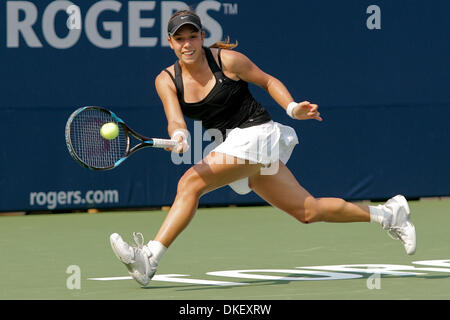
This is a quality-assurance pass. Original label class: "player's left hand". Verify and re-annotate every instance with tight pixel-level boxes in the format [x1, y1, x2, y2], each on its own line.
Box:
[292, 101, 323, 121]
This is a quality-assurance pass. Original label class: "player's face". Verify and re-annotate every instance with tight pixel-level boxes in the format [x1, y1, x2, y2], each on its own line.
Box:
[168, 25, 204, 64]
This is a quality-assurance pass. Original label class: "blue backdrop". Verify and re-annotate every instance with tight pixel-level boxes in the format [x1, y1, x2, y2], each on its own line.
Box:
[1, 0, 449, 211]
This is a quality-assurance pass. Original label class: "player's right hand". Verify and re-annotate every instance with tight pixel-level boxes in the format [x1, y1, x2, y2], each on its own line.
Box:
[165, 129, 190, 153]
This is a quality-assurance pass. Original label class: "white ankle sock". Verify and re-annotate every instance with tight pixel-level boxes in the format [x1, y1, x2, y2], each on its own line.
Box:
[369, 205, 387, 225]
[146, 240, 167, 263]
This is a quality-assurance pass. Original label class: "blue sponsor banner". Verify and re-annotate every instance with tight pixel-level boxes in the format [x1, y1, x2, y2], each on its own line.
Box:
[0, 0, 449, 211]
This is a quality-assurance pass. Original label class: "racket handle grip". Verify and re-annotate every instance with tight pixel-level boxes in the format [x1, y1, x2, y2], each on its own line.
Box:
[151, 138, 178, 148]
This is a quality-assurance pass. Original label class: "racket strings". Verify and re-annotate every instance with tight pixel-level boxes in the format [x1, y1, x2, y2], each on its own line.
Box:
[69, 109, 127, 169]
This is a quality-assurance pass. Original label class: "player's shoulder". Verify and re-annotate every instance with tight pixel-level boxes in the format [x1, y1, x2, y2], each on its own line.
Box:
[213, 47, 246, 61]
[214, 48, 251, 73]
[155, 65, 177, 92]
[156, 65, 175, 83]
[157, 64, 175, 78]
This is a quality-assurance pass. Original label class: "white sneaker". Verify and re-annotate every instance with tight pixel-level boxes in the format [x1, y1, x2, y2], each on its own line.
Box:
[380, 195, 417, 255]
[110, 232, 157, 286]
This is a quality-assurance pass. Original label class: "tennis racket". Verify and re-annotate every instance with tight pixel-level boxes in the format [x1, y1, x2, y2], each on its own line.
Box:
[65, 106, 177, 170]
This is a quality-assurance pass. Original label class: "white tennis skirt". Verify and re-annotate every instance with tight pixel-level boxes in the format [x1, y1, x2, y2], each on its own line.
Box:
[211, 121, 299, 195]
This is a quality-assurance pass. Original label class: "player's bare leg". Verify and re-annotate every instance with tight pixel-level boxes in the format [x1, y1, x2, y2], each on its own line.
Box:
[154, 152, 264, 247]
[249, 161, 370, 223]
[110, 152, 264, 286]
[249, 161, 416, 254]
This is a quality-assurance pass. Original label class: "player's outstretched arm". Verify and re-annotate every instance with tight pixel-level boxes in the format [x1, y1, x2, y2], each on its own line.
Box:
[155, 70, 190, 153]
[220, 49, 322, 122]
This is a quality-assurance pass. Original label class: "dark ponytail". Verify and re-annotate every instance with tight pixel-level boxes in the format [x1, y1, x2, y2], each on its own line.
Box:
[209, 36, 238, 49]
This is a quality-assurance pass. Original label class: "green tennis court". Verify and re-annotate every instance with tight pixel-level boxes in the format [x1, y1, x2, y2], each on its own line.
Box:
[1, 198, 449, 300]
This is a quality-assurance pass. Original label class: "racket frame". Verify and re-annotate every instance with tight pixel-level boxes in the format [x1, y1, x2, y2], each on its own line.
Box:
[65, 106, 177, 170]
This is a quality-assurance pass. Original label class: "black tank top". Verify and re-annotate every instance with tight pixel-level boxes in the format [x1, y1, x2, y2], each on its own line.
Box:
[164, 47, 272, 138]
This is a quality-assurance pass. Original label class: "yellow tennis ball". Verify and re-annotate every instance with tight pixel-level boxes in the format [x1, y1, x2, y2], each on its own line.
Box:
[100, 122, 119, 140]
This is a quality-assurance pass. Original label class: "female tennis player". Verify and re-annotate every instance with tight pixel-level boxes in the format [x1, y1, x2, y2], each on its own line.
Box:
[110, 10, 416, 286]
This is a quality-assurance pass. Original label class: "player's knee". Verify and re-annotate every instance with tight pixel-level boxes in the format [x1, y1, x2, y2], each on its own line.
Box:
[291, 198, 320, 224]
[177, 169, 204, 197]
[295, 209, 316, 224]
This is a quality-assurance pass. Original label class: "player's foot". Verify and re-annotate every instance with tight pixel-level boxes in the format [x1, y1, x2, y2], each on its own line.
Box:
[110, 232, 158, 286]
[378, 195, 417, 255]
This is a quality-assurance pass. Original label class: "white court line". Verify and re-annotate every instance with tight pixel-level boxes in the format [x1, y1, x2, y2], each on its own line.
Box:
[88, 274, 246, 286]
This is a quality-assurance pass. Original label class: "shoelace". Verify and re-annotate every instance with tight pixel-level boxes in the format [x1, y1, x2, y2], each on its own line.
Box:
[386, 227, 405, 243]
[133, 232, 157, 270]
[133, 232, 145, 249]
